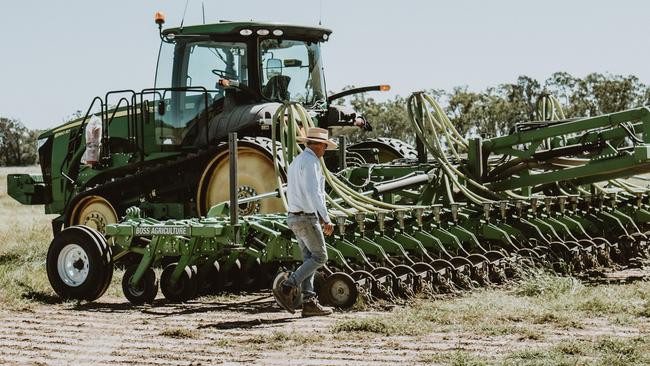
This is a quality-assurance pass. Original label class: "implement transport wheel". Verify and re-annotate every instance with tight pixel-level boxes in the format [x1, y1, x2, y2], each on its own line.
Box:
[160, 263, 198, 302]
[197, 141, 285, 215]
[122, 265, 158, 305]
[68, 196, 118, 234]
[323, 272, 358, 309]
[46, 226, 113, 301]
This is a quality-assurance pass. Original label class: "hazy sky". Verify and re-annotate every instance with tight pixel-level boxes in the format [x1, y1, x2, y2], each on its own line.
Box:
[1, 0, 649, 130]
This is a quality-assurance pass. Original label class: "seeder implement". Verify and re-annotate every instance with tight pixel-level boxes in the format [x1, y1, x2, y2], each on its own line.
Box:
[45, 93, 650, 309]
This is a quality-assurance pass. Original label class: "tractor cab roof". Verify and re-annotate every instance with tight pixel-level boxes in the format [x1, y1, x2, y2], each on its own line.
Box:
[162, 21, 332, 42]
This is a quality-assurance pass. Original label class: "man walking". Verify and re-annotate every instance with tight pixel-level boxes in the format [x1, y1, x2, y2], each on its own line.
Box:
[273, 127, 336, 317]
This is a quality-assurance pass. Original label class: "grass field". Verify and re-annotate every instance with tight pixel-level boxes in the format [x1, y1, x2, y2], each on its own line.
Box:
[0, 166, 649, 365]
[0, 166, 56, 308]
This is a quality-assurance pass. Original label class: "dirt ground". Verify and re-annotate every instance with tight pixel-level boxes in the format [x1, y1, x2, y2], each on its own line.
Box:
[0, 270, 648, 366]
[0, 294, 448, 366]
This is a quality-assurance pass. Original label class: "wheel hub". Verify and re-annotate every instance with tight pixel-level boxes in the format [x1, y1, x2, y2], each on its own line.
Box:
[83, 212, 108, 233]
[128, 283, 145, 297]
[330, 280, 350, 302]
[237, 185, 261, 216]
[57, 244, 90, 287]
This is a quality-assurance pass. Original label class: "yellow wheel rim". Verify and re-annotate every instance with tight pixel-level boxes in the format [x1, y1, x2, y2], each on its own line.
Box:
[198, 146, 285, 215]
[69, 196, 118, 234]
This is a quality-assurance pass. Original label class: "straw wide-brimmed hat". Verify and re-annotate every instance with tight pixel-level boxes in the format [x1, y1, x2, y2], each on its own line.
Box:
[297, 127, 338, 150]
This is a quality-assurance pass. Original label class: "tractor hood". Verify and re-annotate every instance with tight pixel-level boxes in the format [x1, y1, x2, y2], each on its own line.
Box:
[190, 102, 283, 146]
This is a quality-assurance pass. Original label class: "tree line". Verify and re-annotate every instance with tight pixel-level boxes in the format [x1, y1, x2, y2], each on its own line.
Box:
[347, 71, 650, 144]
[2, 71, 650, 166]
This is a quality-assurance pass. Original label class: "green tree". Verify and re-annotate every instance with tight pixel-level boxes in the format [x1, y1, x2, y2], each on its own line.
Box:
[544, 72, 647, 116]
[0, 117, 39, 166]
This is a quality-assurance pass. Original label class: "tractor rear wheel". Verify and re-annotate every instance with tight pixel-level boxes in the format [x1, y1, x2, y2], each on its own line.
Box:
[68, 195, 118, 234]
[46, 226, 113, 301]
[197, 140, 285, 216]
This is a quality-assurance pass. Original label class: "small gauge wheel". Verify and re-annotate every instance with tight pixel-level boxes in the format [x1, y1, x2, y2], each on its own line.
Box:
[160, 263, 198, 302]
[122, 265, 158, 305]
[323, 272, 357, 309]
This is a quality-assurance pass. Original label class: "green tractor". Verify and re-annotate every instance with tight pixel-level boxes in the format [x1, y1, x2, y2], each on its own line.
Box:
[7, 14, 412, 234]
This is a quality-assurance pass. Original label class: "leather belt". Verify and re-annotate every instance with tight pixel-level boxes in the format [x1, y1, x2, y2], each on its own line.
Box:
[289, 211, 316, 216]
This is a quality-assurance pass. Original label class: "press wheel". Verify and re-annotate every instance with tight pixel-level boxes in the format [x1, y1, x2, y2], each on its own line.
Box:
[314, 271, 328, 304]
[392, 264, 419, 296]
[272, 271, 302, 309]
[370, 266, 398, 299]
[196, 261, 224, 295]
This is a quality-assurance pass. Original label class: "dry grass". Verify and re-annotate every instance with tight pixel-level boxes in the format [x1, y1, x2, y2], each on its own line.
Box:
[159, 327, 199, 339]
[503, 336, 650, 366]
[0, 166, 58, 309]
[333, 269, 650, 364]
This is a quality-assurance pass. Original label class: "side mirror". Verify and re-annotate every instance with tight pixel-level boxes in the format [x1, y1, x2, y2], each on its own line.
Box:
[265, 58, 282, 78]
[158, 100, 166, 116]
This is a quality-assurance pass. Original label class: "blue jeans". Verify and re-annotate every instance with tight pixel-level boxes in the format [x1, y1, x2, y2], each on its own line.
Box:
[286, 214, 328, 301]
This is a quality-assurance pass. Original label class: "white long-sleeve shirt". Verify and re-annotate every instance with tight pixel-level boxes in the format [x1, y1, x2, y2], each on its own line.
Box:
[286, 147, 331, 224]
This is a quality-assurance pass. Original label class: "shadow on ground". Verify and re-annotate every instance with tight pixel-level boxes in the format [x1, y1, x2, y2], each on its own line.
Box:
[71, 295, 282, 317]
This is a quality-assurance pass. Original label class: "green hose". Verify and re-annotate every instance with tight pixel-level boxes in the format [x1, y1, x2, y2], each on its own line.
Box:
[270, 101, 423, 220]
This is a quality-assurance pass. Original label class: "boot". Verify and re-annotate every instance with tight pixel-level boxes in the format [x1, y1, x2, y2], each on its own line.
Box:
[301, 298, 333, 317]
[273, 280, 299, 314]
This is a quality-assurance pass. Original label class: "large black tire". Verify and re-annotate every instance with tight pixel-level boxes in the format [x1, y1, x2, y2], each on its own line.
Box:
[122, 265, 158, 305]
[78, 225, 114, 297]
[46, 226, 113, 301]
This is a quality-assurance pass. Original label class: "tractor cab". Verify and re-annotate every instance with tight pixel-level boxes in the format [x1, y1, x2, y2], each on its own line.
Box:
[152, 21, 331, 149]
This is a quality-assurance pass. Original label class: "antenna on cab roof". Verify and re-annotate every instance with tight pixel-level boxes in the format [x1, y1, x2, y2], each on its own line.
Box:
[180, 0, 190, 30]
[319, 0, 323, 25]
